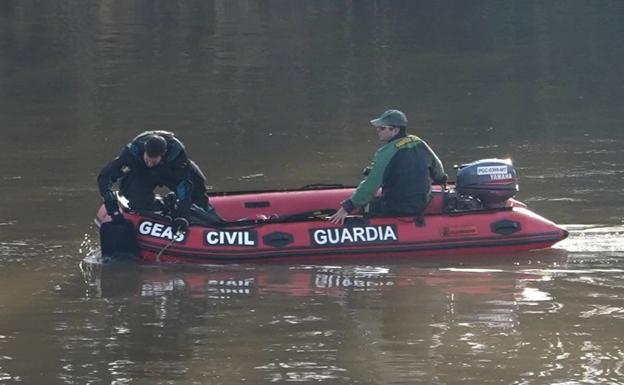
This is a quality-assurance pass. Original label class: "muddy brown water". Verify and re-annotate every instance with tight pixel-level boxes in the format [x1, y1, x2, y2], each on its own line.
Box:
[1, 2, 623, 384]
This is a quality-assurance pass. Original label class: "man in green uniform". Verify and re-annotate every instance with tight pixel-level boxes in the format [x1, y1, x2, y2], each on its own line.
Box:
[329, 109, 447, 225]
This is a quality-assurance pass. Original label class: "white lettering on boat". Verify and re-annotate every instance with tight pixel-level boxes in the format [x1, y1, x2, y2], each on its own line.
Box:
[489, 173, 513, 181]
[204, 231, 257, 247]
[477, 166, 508, 175]
[311, 225, 398, 246]
[138, 220, 186, 242]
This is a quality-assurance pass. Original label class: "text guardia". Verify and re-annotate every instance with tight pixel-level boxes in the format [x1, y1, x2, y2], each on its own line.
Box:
[311, 225, 398, 246]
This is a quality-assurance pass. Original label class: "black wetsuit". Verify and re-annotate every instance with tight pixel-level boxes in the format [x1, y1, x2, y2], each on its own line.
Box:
[97, 131, 209, 217]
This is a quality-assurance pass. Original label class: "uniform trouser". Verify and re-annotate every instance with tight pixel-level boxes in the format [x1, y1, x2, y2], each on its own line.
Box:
[368, 195, 430, 217]
[119, 160, 209, 212]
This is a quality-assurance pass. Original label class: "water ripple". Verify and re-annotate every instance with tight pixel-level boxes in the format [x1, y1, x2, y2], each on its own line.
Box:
[556, 225, 624, 253]
[579, 306, 624, 319]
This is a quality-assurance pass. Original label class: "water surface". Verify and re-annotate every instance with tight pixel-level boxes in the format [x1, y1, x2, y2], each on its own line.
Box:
[1, 1, 623, 384]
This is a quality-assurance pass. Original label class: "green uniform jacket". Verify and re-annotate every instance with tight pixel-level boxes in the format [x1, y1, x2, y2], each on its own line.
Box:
[343, 135, 446, 215]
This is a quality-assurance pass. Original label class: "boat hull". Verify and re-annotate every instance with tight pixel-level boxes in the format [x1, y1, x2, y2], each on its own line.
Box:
[95, 187, 568, 264]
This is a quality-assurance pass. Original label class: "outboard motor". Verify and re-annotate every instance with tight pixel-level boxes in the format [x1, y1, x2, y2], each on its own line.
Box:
[456, 159, 519, 208]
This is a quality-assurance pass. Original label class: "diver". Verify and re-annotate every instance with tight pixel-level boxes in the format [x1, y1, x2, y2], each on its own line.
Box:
[97, 130, 219, 232]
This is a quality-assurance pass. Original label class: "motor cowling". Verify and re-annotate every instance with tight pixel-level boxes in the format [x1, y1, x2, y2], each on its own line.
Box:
[456, 159, 518, 207]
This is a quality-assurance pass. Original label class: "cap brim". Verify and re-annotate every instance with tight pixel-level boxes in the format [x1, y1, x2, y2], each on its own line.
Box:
[370, 118, 385, 127]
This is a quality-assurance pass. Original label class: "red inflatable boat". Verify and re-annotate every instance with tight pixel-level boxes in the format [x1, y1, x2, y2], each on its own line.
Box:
[94, 159, 568, 263]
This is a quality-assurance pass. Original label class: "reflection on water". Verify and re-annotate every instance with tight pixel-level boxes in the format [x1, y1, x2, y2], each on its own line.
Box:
[2, 205, 623, 383]
[63, 242, 624, 384]
[0, 225, 622, 383]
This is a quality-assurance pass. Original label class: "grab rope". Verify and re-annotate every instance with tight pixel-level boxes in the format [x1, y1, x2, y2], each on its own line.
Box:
[155, 237, 177, 263]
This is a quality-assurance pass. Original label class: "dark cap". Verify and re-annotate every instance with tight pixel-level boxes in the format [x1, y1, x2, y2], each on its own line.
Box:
[370, 109, 408, 128]
[144, 135, 167, 157]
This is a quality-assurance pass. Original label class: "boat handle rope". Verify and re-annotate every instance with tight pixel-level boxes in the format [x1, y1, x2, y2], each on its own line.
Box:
[149, 208, 341, 262]
[155, 236, 177, 263]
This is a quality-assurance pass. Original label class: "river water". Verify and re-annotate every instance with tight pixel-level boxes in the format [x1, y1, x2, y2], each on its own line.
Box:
[1, 1, 623, 384]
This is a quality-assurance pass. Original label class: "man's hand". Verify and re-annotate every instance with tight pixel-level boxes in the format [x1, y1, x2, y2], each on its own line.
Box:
[103, 191, 120, 217]
[111, 212, 125, 223]
[327, 207, 349, 225]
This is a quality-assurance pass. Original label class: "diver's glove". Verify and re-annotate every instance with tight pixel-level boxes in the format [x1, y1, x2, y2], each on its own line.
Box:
[172, 217, 189, 234]
[103, 190, 120, 216]
[111, 212, 125, 223]
[163, 192, 179, 214]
